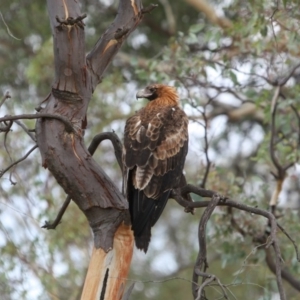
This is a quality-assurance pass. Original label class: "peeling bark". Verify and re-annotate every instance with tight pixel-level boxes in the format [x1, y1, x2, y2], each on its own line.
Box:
[35, 1, 144, 298]
[36, 0, 143, 250]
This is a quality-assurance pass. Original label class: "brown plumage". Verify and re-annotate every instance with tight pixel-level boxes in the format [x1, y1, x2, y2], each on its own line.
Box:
[123, 84, 189, 252]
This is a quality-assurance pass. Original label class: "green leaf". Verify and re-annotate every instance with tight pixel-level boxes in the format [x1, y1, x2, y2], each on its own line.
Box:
[189, 23, 205, 33]
[229, 70, 239, 85]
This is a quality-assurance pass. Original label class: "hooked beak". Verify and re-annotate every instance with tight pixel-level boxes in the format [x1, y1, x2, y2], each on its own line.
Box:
[136, 89, 152, 100]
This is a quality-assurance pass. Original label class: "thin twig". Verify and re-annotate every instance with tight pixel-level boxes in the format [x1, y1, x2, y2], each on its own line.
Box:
[192, 194, 221, 298]
[14, 120, 36, 142]
[196, 276, 215, 300]
[265, 247, 300, 291]
[291, 104, 300, 149]
[200, 101, 211, 188]
[3, 121, 15, 184]
[195, 271, 228, 299]
[0, 11, 21, 40]
[41, 196, 71, 229]
[270, 86, 282, 176]
[278, 62, 300, 86]
[0, 145, 38, 179]
[0, 91, 11, 108]
[141, 4, 158, 14]
[276, 223, 300, 261]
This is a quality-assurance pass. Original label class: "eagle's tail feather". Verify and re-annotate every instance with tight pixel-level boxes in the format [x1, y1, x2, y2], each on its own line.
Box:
[129, 188, 170, 252]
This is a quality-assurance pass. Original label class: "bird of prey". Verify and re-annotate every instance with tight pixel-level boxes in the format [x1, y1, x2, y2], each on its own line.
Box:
[123, 84, 189, 252]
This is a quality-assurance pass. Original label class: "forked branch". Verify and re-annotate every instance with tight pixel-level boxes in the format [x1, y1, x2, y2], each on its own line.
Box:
[172, 185, 290, 300]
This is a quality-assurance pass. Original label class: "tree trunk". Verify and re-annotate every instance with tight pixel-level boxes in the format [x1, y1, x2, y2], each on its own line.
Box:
[35, 0, 144, 298]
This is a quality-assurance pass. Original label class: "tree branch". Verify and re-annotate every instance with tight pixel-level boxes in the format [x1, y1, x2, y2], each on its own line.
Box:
[41, 195, 71, 230]
[14, 120, 36, 142]
[42, 131, 124, 230]
[0, 113, 75, 133]
[192, 194, 222, 298]
[200, 100, 211, 188]
[172, 184, 289, 300]
[86, 0, 144, 89]
[0, 91, 11, 109]
[88, 131, 123, 171]
[0, 145, 38, 179]
[265, 247, 300, 292]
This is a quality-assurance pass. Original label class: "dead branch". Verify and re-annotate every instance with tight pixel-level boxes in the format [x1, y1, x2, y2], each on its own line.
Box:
[195, 272, 228, 300]
[86, 0, 144, 89]
[277, 62, 300, 86]
[196, 275, 215, 300]
[121, 283, 135, 300]
[88, 131, 123, 171]
[0, 120, 13, 133]
[0, 91, 11, 108]
[14, 120, 36, 142]
[42, 195, 71, 230]
[141, 4, 158, 14]
[290, 104, 300, 149]
[269, 87, 294, 209]
[276, 223, 300, 262]
[200, 100, 211, 188]
[172, 185, 289, 300]
[192, 194, 222, 298]
[265, 247, 300, 292]
[0, 145, 38, 179]
[0, 113, 75, 133]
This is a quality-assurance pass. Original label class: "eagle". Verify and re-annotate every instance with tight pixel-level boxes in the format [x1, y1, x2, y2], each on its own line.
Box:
[123, 84, 189, 252]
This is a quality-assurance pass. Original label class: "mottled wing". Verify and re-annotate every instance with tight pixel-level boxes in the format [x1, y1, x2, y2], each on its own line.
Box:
[124, 107, 188, 251]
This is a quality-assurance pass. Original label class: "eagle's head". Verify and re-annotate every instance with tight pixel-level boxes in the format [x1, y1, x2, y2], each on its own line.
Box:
[136, 84, 178, 103]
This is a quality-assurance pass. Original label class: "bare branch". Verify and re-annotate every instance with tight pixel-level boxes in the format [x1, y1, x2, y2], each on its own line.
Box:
[86, 0, 144, 89]
[278, 62, 300, 86]
[159, 0, 176, 34]
[0, 11, 21, 40]
[0, 145, 38, 179]
[121, 283, 135, 300]
[172, 185, 289, 299]
[42, 196, 71, 230]
[42, 131, 123, 230]
[0, 120, 13, 133]
[0, 113, 75, 133]
[277, 223, 300, 262]
[291, 104, 300, 149]
[265, 247, 300, 292]
[269, 87, 284, 177]
[200, 101, 211, 188]
[141, 4, 158, 14]
[269, 87, 294, 209]
[14, 120, 36, 142]
[196, 275, 215, 300]
[194, 271, 229, 299]
[88, 131, 123, 171]
[0, 91, 11, 108]
[192, 194, 222, 298]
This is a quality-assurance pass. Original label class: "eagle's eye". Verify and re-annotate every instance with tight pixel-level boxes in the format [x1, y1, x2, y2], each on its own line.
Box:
[149, 87, 156, 93]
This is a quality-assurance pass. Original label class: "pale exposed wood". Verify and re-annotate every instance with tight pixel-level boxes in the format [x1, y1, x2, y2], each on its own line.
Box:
[270, 178, 285, 207]
[81, 223, 134, 300]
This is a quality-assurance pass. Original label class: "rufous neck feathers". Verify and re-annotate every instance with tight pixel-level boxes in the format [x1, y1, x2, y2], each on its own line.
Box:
[147, 85, 179, 108]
